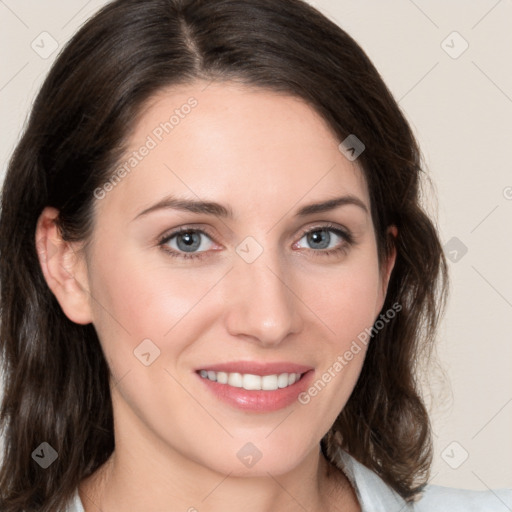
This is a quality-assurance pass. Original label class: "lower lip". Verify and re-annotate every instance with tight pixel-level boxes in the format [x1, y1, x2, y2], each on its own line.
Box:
[197, 371, 314, 412]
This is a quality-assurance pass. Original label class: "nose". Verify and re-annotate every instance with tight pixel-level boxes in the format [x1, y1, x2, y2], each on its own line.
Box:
[223, 249, 304, 347]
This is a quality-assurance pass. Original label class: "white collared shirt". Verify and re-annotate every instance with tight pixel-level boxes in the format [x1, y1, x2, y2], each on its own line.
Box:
[66, 447, 512, 511]
[333, 447, 512, 512]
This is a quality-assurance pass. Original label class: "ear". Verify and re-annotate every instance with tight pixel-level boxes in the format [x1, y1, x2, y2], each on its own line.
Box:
[376, 225, 398, 312]
[35, 207, 93, 325]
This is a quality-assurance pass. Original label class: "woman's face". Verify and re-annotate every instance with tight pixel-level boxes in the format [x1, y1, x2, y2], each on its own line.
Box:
[73, 81, 395, 476]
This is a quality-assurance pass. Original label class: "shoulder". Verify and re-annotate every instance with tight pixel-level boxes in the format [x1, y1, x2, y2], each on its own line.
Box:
[416, 484, 512, 512]
[332, 447, 512, 512]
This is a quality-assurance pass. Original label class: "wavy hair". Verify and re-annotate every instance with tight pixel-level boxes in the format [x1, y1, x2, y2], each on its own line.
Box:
[0, 0, 448, 509]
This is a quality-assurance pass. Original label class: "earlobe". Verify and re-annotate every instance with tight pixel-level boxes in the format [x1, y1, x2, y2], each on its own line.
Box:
[35, 207, 93, 325]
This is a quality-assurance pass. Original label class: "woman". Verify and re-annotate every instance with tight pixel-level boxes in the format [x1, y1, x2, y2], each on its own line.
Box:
[0, 0, 510, 511]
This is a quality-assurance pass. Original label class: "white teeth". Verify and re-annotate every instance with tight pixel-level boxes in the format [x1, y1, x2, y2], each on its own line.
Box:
[277, 373, 289, 388]
[199, 370, 303, 390]
[216, 371, 228, 384]
[242, 373, 261, 390]
[228, 372, 243, 388]
[261, 374, 278, 390]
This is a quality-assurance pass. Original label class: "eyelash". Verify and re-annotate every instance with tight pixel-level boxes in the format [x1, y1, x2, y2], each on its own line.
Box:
[157, 223, 355, 261]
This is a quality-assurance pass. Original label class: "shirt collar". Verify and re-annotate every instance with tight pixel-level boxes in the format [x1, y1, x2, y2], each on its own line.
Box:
[332, 446, 415, 512]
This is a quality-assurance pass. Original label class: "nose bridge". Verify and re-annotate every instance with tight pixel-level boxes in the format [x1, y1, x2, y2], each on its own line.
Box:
[224, 241, 302, 345]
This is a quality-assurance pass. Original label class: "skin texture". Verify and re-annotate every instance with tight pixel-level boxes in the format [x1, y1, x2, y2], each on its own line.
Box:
[36, 81, 396, 512]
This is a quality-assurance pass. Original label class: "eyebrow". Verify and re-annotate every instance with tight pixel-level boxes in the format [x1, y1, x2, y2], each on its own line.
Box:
[296, 195, 368, 216]
[133, 194, 368, 221]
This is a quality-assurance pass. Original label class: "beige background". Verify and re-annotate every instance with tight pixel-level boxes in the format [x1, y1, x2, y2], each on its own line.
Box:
[1, 0, 511, 491]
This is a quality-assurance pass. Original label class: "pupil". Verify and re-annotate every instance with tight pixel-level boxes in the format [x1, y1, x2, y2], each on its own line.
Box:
[308, 229, 330, 249]
[177, 232, 200, 251]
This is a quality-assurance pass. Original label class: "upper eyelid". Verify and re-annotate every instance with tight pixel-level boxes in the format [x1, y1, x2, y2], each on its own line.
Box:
[297, 223, 349, 238]
[159, 224, 216, 243]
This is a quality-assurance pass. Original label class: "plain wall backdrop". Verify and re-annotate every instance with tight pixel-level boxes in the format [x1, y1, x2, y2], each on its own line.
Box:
[1, 0, 511, 491]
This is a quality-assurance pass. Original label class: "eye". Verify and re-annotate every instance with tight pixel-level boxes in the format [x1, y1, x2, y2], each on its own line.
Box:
[158, 224, 354, 261]
[294, 225, 353, 256]
[159, 228, 216, 259]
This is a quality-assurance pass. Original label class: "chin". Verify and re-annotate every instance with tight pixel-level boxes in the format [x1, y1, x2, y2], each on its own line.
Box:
[193, 435, 315, 477]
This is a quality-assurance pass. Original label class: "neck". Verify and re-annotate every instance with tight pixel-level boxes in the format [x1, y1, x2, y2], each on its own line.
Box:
[79, 393, 358, 511]
[80, 449, 353, 512]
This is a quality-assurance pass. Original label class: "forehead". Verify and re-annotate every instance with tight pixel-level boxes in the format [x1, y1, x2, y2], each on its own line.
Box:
[96, 81, 369, 222]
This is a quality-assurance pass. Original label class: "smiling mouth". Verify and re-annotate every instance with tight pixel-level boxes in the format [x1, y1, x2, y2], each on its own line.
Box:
[198, 370, 305, 391]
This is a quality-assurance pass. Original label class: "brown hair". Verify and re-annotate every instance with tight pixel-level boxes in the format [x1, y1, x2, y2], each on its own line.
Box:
[0, 0, 448, 509]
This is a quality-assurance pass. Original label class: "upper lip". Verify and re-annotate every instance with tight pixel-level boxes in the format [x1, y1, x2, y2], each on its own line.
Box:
[196, 361, 314, 376]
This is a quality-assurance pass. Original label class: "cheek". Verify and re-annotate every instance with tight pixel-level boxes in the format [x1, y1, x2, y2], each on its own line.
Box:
[86, 246, 228, 370]
[85, 249, 226, 435]
[295, 255, 381, 405]
[306, 256, 382, 343]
